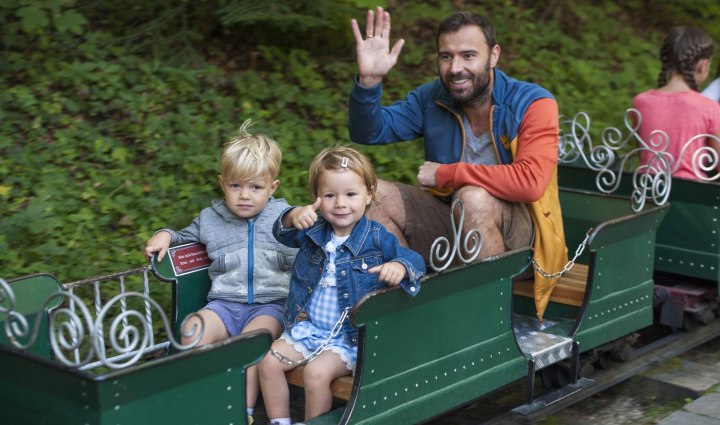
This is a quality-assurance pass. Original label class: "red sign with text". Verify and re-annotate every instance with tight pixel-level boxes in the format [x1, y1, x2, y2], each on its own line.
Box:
[169, 243, 211, 275]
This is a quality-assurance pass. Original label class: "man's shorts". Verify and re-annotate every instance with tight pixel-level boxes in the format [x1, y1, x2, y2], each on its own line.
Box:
[202, 299, 285, 337]
[395, 182, 534, 265]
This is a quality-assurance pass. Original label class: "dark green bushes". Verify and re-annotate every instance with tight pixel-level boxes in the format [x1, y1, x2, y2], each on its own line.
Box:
[1, 0, 719, 281]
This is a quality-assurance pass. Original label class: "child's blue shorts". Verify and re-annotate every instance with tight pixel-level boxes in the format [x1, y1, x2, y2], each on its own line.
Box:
[202, 299, 285, 336]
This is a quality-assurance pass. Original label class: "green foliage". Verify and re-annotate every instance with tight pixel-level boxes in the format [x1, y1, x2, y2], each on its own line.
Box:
[1, 0, 719, 282]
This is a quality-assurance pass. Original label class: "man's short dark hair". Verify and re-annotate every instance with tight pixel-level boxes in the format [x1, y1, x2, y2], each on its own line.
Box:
[437, 12, 496, 49]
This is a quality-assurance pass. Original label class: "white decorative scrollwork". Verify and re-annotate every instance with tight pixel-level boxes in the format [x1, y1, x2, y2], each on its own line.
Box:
[679, 133, 720, 182]
[49, 291, 97, 366]
[93, 291, 204, 369]
[558, 109, 675, 212]
[429, 199, 483, 272]
[0, 278, 34, 348]
[1, 277, 204, 370]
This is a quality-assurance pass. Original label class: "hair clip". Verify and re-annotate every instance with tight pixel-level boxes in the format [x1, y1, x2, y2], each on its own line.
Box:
[341, 157, 349, 168]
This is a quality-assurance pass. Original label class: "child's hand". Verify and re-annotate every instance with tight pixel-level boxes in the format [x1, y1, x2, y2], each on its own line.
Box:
[368, 261, 407, 286]
[144, 231, 172, 261]
[286, 197, 322, 229]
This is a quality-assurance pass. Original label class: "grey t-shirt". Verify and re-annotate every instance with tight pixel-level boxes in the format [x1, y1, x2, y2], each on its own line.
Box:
[461, 113, 497, 165]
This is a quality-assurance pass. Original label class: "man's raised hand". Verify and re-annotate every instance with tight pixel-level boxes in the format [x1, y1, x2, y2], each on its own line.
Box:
[351, 6, 405, 88]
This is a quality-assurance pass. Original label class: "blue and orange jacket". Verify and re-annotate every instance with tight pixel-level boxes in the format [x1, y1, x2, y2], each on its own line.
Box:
[348, 68, 568, 320]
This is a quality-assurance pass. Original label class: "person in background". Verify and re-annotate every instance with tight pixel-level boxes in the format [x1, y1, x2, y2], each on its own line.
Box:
[632, 26, 720, 180]
[258, 146, 424, 425]
[144, 120, 297, 425]
[347, 7, 567, 322]
[701, 62, 720, 102]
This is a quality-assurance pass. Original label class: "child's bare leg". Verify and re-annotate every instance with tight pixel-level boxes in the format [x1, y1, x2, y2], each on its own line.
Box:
[242, 315, 283, 409]
[181, 309, 228, 345]
[258, 339, 302, 419]
[303, 352, 351, 420]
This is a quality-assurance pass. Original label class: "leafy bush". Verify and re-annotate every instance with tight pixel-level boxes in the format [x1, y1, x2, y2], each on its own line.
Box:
[1, 0, 719, 282]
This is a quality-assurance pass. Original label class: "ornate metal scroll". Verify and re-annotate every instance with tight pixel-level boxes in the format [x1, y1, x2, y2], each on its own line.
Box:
[1, 277, 95, 362]
[1, 270, 204, 371]
[91, 291, 204, 369]
[558, 109, 674, 212]
[676, 133, 720, 182]
[429, 199, 483, 272]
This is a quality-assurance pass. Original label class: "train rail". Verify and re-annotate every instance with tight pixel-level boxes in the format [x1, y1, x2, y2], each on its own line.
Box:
[473, 319, 720, 424]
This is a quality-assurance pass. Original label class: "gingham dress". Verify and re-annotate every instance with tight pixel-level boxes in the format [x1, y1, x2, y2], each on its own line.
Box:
[280, 234, 357, 372]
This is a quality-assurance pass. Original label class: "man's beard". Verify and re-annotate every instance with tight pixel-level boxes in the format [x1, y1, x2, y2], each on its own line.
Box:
[440, 61, 493, 105]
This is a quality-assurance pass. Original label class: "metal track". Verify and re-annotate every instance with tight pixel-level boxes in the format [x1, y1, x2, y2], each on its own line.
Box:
[478, 319, 720, 424]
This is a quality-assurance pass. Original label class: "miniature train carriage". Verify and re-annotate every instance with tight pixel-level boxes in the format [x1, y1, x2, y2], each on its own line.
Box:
[556, 109, 720, 329]
[0, 169, 670, 425]
[0, 261, 271, 425]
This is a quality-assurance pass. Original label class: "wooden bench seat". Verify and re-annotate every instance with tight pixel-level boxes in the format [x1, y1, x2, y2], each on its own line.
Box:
[513, 264, 589, 307]
[285, 365, 354, 401]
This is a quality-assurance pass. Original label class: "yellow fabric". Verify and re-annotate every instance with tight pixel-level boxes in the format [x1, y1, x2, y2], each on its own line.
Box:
[509, 140, 569, 321]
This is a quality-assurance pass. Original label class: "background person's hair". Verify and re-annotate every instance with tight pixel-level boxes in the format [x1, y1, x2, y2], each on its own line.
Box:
[657, 26, 715, 91]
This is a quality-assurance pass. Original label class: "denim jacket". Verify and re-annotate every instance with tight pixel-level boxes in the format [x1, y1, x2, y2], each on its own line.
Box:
[274, 212, 425, 345]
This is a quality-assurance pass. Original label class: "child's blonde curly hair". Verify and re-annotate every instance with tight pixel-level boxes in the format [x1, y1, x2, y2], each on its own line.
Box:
[220, 119, 281, 182]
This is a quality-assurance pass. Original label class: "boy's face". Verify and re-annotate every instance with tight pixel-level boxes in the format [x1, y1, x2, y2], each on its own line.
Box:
[218, 174, 279, 219]
[316, 168, 372, 237]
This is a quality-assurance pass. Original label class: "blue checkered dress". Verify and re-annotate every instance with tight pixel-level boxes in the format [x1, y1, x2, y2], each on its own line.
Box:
[280, 234, 357, 372]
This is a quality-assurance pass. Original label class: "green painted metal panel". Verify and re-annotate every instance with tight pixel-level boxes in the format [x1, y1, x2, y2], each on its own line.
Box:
[151, 243, 212, 338]
[559, 164, 719, 282]
[653, 179, 719, 282]
[558, 189, 638, 261]
[0, 274, 62, 358]
[0, 330, 271, 425]
[344, 248, 533, 425]
[0, 346, 92, 425]
[559, 189, 669, 350]
[513, 292, 580, 322]
[303, 407, 345, 425]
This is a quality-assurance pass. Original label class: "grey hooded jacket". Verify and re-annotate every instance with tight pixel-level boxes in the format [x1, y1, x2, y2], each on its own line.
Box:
[164, 198, 297, 303]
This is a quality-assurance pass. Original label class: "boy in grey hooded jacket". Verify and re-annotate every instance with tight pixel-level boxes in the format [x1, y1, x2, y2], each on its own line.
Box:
[144, 120, 297, 423]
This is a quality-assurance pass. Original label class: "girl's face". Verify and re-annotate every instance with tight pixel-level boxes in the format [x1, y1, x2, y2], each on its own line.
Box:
[316, 168, 372, 237]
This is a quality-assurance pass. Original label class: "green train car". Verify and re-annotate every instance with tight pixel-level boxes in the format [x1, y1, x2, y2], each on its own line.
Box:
[557, 110, 719, 330]
[0, 183, 670, 424]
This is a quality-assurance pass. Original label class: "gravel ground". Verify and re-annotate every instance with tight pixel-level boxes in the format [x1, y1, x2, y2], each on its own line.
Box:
[536, 336, 720, 425]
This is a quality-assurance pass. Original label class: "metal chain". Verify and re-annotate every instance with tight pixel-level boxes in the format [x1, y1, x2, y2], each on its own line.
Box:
[271, 306, 352, 367]
[532, 231, 591, 279]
